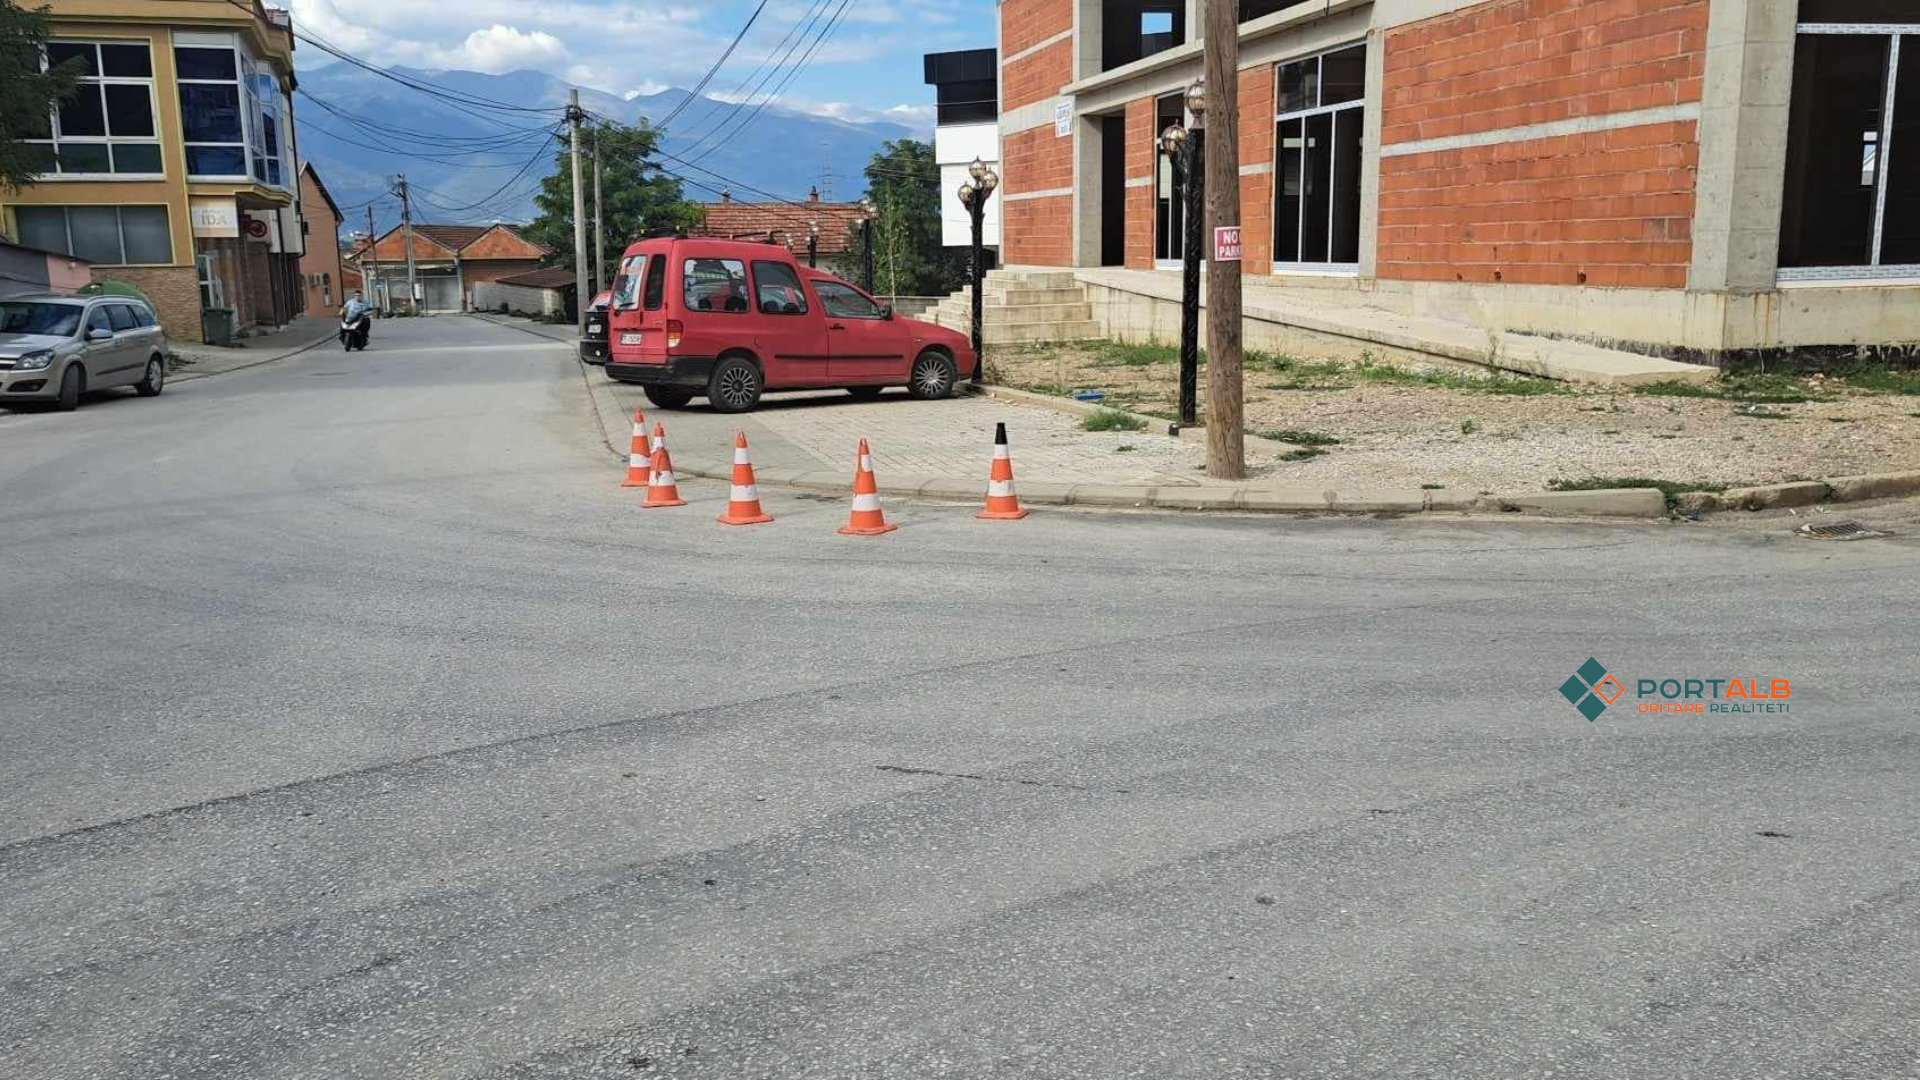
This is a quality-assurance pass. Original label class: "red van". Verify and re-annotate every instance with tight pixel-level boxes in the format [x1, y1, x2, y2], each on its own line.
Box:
[603, 237, 977, 413]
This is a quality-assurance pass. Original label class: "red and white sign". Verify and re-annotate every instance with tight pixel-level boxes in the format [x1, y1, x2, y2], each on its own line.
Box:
[245, 216, 270, 239]
[1213, 226, 1242, 263]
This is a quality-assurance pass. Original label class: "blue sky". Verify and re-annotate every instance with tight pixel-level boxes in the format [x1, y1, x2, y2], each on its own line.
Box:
[288, 0, 996, 132]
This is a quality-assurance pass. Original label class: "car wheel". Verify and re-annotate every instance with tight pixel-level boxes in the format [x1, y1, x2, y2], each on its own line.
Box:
[135, 356, 165, 397]
[846, 386, 884, 400]
[707, 356, 762, 413]
[907, 351, 956, 400]
[645, 385, 696, 409]
[55, 365, 82, 411]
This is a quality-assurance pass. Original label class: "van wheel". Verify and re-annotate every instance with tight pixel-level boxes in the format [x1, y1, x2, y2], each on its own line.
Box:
[846, 386, 884, 400]
[907, 351, 956, 400]
[645, 385, 695, 409]
[707, 356, 762, 413]
[135, 356, 165, 397]
[56, 365, 82, 411]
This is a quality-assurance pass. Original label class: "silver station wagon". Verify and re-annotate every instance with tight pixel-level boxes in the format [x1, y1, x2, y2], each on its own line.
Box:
[0, 294, 169, 411]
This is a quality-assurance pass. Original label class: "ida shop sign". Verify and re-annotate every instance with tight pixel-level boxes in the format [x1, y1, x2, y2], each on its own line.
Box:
[1213, 226, 1241, 262]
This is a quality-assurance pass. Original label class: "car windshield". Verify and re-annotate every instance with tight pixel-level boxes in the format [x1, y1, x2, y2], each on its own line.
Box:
[0, 302, 81, 337]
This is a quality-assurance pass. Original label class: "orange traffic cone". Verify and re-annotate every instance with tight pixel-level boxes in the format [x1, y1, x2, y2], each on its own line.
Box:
[838, 438, 899, 536]
[977, 421, 1029, 520]
[641, 437, 686, 508]
[619, 405, 650, 487]
[717, 431, 774, 525]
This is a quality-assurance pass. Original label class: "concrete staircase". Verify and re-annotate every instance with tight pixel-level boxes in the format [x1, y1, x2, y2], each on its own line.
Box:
[928, 268, 1102, 344]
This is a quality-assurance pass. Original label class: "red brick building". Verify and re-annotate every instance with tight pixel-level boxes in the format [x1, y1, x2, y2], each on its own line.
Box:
[296, 165, 345, 315]
[349, 223, 547, 312]
[995, 0, 1920, 360]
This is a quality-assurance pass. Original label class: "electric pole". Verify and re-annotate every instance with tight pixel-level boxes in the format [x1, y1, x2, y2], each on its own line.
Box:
[592, 124, 606, 292]
[364, 205, 379, 314]
[568, 89, 589, 333]
[1203, 0, 1244, 478]
[395, 174, 419, 315]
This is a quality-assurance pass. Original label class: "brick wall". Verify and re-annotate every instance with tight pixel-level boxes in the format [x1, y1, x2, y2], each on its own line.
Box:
[1002, 194, 1073, 266]
[1002, 38, 1072, 111]
[1001, 0, 1071, 59]
[108, 265, 201, 344]
[1377, 0, 1707, 287]
[1237, 66, 1275, 275]
[1124, 98, 1155, 270]
[460, 259, 544, 286]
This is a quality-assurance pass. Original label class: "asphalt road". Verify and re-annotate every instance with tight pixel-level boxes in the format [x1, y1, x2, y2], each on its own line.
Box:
[3, 315, 1917, 1080]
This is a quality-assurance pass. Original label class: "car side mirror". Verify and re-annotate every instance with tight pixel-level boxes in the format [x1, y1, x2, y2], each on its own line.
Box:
[87, 328, 113, 341]
[881, 306, 893, 320]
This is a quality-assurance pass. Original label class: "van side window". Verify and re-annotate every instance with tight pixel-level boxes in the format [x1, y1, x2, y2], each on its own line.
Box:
[612, 254, 644, 309]
[750, 261, 808, 315]
[642, 255, 666, 310]
[812, 280, 884, 320]
[682, 258, 748, 313]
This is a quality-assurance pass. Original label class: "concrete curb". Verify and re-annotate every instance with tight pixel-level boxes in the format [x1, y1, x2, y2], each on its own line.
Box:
[571, 348, 1917, 523]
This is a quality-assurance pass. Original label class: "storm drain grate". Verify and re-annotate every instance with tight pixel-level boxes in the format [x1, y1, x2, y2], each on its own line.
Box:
[1795, 521, 1887, 541]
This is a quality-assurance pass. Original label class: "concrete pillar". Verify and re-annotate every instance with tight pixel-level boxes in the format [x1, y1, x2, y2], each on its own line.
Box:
[1075, 0, 1104, 79]
[1688, 0, 1797, 295]
[1073, 115, 1105, 267]
[1356, 25, 1386, 280]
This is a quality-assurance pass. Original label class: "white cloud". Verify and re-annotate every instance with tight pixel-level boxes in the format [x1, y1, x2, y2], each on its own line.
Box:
[443, 25, 568, 73]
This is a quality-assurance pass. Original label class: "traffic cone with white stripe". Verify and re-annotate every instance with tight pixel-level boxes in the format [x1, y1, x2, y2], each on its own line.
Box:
[641, 427, 686, 508]
[977, 421, 1029, 520]
[838, 437, 899, 536]
[717, 431, 774, 525]
[619, 406, 650, 487]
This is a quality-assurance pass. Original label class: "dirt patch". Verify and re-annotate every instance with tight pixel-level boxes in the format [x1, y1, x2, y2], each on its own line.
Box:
[987, 343, 1920, 492]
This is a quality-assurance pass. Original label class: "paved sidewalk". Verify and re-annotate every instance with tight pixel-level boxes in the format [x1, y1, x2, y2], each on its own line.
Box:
[169, 315, 340, 381]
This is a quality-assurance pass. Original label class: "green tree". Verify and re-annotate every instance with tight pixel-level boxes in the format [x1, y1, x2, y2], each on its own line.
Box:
[0, 0, 79, 191]
[852, 139, 968, 298]
[524, 119, 703, 273]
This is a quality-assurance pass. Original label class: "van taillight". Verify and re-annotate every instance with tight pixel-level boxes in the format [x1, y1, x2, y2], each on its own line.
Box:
[666, 319, 683, 350]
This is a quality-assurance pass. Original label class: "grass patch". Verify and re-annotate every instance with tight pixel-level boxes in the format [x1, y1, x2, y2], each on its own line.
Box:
[1081, 408, 1147, 432]
[1459, 418, 1480, 435]
[1828, 416, 1858, 423]
[1279, 447, 1327, 461]
[1114, 444, 1137, 453]
[1635, 374, 1831, 404]
[1732, 403, 1793, 420]
[1548, 476, 1730, 511]
[1255, 428, 1341, 446]
[1257, 354, 1351, 391]
[1832, 364, 1920, 395]
[1420, 483, 1445, 490]
[1088, 341, 1178, 367]
[1351, 358, 1570, 396]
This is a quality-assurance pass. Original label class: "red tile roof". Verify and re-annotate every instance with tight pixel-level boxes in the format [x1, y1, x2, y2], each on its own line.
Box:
[494, 267, 580, 290]
[691, 194, 869, 256]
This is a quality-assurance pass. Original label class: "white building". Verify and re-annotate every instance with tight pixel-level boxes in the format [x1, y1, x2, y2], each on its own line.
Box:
[925, 48, 1000, 250]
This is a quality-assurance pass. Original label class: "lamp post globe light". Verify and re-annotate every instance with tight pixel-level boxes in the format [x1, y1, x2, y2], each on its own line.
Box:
[859, 196, 877, 293]
[959, 157, 998, 382]
[807, 218, 819, 268]
[1162, 77, 1207, 428]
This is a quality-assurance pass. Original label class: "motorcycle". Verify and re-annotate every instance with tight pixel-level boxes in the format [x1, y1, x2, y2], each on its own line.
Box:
[340, 311, 371, 352]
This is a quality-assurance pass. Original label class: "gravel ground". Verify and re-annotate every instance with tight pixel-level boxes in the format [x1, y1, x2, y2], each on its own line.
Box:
[992, 344, 1920, 492]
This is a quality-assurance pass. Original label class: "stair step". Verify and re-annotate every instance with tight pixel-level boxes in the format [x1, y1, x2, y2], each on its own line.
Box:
[981, 320, 1104, 343]
[987, 287, 1087, 306]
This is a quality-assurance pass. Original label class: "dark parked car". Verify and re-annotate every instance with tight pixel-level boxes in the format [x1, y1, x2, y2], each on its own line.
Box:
[579, 290, 612, 364]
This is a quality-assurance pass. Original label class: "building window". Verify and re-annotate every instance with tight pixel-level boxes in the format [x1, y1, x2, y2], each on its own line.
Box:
[27, 41, 161, 177]
[1778, 15, 1919, 277]
[176, 45, 248, 178]
[1274, 44, 1366, 271]
[15, 205, 173, 265]
[1102, 1, 1184, 72]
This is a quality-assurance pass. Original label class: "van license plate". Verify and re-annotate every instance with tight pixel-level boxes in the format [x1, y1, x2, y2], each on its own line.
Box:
[620, 332, 641, 345]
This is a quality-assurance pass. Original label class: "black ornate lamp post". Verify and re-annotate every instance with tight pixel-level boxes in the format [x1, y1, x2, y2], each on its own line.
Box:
[807, 218, 819, 268]
[1159, 75, 1206, 428]
[859, 196, 877, 294]
[959, 156, 999, 384]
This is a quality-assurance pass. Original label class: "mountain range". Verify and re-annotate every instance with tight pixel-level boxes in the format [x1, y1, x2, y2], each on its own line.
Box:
[297, 64, 920, 242]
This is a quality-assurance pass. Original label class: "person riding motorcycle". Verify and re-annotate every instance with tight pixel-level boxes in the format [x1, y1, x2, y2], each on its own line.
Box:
[339, 292, 372, 351]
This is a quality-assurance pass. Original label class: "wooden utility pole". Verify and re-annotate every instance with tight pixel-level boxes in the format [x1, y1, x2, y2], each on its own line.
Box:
[568, 89, 589, 333]
[592, 125, 606, 292]
[396, 174, 418, 315]
[363, 205, 379, 313]
[1203, 0, 1244, 478]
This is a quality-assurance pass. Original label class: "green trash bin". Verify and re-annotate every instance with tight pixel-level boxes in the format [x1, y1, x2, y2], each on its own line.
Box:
[201, 307, 235, 347]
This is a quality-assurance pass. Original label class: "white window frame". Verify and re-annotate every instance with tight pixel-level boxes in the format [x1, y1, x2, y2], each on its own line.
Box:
[1777, 24, 1919, 283]
[30, 39, 164, 181]
[175, 36, 251, 181]
[174, 34, 289, 189]
[16, 204, 174, 266]
[1272, 41, 1366, 276]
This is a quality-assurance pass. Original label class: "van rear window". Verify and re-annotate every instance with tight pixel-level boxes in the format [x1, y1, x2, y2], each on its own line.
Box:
[612, 254, 644, 308]
[642, 255, 666, 310]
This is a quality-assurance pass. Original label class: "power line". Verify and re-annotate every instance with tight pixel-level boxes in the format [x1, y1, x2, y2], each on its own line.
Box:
[664, 0, 833, 146]
[653, 0, 773, 131]
[683, 0, 855, 165]
[406, 132, 558, 216]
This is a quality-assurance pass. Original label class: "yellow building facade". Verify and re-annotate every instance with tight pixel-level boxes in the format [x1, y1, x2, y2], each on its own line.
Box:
[1, 0, 305, 343]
